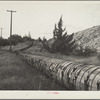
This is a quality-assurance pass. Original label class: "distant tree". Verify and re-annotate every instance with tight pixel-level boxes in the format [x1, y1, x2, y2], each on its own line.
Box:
[38, 37, 42, 42]
[42, 37, 47, 42]
[28, 31, 31, 39]
[0, 38, 9, 46]
[51, 16, 76, 55]
[23, 33, 32, 42]
[8, 34, 23, 45]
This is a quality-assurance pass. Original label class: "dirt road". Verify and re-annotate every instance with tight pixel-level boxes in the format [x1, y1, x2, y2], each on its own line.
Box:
[0, 51, 66, 90]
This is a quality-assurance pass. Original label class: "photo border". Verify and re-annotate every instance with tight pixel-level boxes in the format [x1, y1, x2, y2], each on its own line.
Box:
[0, 0, 100, 99]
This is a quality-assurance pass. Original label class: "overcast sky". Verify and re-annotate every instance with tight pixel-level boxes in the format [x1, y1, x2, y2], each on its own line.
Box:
[0, 1, 100, 39]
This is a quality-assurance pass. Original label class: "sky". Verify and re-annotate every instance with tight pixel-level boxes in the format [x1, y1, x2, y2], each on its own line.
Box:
[0, 1, 100, 39]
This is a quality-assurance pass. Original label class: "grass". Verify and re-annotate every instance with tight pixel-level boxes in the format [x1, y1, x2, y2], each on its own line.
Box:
[0, 41, 100, 90]
[24, 43, 100, 66]
[0, 41, 30, 51]
[0, 51, 66, 90]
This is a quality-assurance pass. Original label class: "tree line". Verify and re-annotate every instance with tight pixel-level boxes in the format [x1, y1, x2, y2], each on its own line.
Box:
[0, 34, 32, 46]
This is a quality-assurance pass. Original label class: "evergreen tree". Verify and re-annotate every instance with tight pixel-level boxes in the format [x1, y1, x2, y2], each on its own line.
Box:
[51, 16, 76, 55]
[28, 31, 31, 39]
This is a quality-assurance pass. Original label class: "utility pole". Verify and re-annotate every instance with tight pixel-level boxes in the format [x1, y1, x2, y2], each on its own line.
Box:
[0, 28, 3, 38]
[7, 10, 16, 51]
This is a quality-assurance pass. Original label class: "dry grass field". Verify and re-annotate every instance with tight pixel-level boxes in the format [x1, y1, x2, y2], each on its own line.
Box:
[0, 41, 30, 51]
[0, 41, 100, 90]
[0, 50, 66, 90]
[24, 42, 100, 66]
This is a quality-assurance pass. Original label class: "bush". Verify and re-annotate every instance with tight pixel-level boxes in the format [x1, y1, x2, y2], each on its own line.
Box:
[38, 37, 42, 42]
[73, 46, 97, 57]
[23, 36, 32, 41]
[0, 38, 9, 46]
[8, 34, 24, 46]
[8, 34, 24, 43]
[41, 39, 51, 52]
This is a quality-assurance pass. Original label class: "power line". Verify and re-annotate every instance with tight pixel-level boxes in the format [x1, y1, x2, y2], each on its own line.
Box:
[0, 28, 3, 38]
[7, 10, 16, 51]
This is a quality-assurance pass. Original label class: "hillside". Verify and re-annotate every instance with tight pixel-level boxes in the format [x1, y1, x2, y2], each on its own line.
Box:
[48, 25, 100, 52]
[73, 25, 100, 52]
